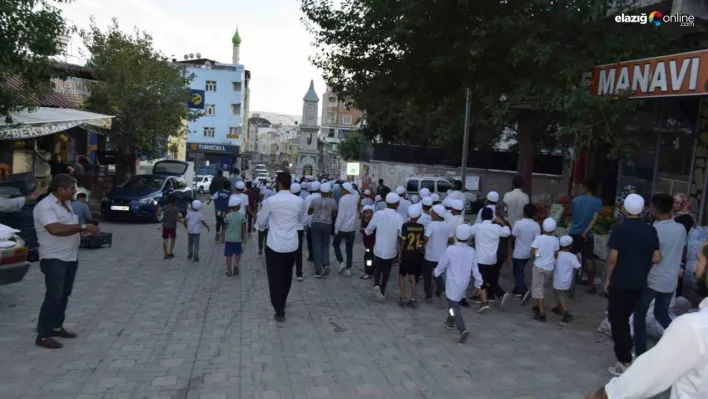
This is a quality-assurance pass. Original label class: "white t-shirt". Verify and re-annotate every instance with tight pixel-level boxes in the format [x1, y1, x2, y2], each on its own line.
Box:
[512, 218, 541, 259]
[419, 212, 432, 228]
[232, 193, 249, 216]
[553, 251, 581, 290]
[424, 220, 453, 262]
[531, 234, 559, 271]
[186, 210, 204, 234]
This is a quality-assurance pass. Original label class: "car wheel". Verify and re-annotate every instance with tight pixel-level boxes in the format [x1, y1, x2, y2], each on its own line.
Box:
[198, 186, 204, 195]
[153, 205, 164, 223]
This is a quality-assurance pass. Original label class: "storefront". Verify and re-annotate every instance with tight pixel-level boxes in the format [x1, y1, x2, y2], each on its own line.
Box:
[588, 49, 708, 222]
[185, 142, 239, 174]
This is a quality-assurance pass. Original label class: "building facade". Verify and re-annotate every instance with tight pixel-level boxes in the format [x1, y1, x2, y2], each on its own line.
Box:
[176, 29, 250, 173]
[319, 86, 364, 175]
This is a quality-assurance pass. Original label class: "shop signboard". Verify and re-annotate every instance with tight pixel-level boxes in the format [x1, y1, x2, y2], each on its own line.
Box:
[188, 90, 205, 109]
[51, 77, 95, 106]
[0, 121, 83, 140]
[591, 49, 708, 98]
[346, 162, 360, 176]
[187, 142, 239, 155]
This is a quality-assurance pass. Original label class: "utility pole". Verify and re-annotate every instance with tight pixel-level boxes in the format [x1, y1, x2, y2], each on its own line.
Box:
[460, 88, 471, 191]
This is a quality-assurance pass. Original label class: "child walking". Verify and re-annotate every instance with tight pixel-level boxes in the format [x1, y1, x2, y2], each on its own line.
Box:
[529, 218, 559, 321]
[397, 206, 425, 308]
[185, 200, 211, 262]
[551, 236, 581, 322]
[161, 194, 184, 259]
[434, 224, 482, 344]
[206, 181, 231, 241]
[360, 205, 376, 279]
[222, 196, 247, 276]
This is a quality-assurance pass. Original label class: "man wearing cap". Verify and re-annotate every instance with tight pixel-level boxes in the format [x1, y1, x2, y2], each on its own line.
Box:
[395, 186, 412, 220]
[604, 193, 662, 376]
[447, 200, 466, 235]
[304, 181, 322, 262]
[476, 191, 499, 224]
[255, 172, 304, 322]
[360, 189, 373, 212]
[365, 192, 405, 301]
[470, 207, 512, 311]
[419, 197, 434, 227]
[422, 204, 455, 302]
[334, 182, 359, 276]
[308, 182, 338, 277]
[290, 183, 306, 281]
[502, 175, 530, 228]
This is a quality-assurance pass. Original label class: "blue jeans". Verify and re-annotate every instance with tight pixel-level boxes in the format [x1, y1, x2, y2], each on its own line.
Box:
[634, 287, 674, 356]
[333, 231, 355, 268]
[37, 259, 78, 339]
[311, 222, 331, 273]
[511, 258, 529, 294]
[446, 299, 466, 332]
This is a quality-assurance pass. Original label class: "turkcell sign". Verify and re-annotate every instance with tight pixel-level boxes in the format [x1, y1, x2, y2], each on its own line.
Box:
[187, 142, 239, 154]
[199, 144, 226, 151]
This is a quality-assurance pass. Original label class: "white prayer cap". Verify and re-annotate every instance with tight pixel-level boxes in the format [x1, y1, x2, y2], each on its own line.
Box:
[542, 217, 557, 233]
[451, 200, 464, 211]
[624, 193, 645, 216]
[290, 183, 301, 194]
[334, 183, 341, 189]
[487, 191, 499, 202]
[410, 195, 420, 204]
[362, 205, 375, 212]
[407, 205, 422, 219]
[320, 183, 332, 193]
[310, 181, 321, 191]
[455, 224, 473, 241]
[422, 197, 433, 207]
[228, 196, 241, 207]
[235, 181, 245, 190]
[419, 188, 431, 197]
[385, 192, 400, 204]
[432, 204, 446, 218]
[375, 195, 382, 202]
[430, 193, 440, 202]
[443, 198, 452, 208]
[342, 182, 354, 193]
[560, 235, 573, 247]
[191, 200, 202, 210]
[395, 186, 406, 195]
[364, 189, 371, 195]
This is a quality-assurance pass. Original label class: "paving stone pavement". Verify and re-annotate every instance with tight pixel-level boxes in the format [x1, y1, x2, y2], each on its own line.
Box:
[0, 206, 626, 399]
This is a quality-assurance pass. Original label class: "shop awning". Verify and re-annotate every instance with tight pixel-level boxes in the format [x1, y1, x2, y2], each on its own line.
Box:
[0, 107, 114, 140]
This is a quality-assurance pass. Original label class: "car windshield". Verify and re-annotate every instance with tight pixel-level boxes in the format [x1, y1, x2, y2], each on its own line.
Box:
[120, 175, 164, 190]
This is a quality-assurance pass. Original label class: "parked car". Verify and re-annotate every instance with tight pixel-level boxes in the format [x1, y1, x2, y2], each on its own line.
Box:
[0, 235, 31, 286]
[193, 175, 213, 194]
[102, 160, 193, 223]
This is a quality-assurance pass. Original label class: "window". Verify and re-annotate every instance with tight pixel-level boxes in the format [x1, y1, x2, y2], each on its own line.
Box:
[163, 178, 174, 191]
[232, 82, 242, 91]
[229, 127, 241, 135]
[329, 96, 337, 104]
[205, 104, 215, 116]
[205, 81, 216, 92]
[230, 104, 241, 115]
[327, 112, 336, 124]
[437, 179, 452, 193]
[328, 128, 335, 137]
[203, 127, 215, 138]
[341, 115, 352, 125]
[406, 179, 419, 193]
[173, 178, 186, 190]
[420, 180, 435, 192]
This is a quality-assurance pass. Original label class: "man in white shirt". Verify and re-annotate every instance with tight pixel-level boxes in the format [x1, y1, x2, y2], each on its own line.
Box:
[395, 186, 412, 219]
[255, 172, 304, 322]
[475, 191, 499, 224]
[511, 203, 541, 302]
[585, 298, 708, 399]
[334, 182, 359, 276]
[447, 200, 466, 235]
[34, 174, 99, 349]
[304, 181, 321, 262]
[502, 175, 530, 228]
[291, 183, 306, 282]
[365, 192, 404, 301]
[422, 204, 454, 301]
[470, 207, 512, 312]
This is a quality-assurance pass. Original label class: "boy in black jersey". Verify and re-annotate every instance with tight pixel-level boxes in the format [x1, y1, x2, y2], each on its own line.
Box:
[398, 206, 425, 308]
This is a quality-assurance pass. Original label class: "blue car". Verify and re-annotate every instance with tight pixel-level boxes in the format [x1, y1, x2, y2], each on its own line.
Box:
[102, 160, 194, 223]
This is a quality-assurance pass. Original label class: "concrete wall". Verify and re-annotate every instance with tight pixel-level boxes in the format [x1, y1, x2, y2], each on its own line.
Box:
[357, 160, 569, 202]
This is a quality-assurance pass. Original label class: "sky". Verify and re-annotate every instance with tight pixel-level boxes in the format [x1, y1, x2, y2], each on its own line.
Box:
[55, 0, 327, 116]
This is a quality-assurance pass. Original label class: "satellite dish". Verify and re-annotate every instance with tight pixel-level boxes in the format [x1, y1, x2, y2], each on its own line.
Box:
[204, 61, 211, 67]
[196, 52, 201, 58]
[183, 54, 188, 60]
[189, 53, 194, 58]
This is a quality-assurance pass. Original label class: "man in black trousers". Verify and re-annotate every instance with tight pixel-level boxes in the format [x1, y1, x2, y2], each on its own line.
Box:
[255, 172, 304, 322]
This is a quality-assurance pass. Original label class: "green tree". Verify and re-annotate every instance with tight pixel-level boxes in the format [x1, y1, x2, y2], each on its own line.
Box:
[0, 0, 68, 121]
[301, 0, 680, 194]
[81, 19, 199, 179]
[338, 130, 370, 160]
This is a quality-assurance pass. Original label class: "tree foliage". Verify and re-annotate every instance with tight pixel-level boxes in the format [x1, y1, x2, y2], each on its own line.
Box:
[81, 19, 199, 177]
[0, 0, 68, 121]
[301, 0, 680, 193]
[338, 130, 370, 160]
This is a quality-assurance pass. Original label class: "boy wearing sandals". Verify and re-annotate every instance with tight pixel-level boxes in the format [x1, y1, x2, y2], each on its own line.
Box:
[222, 196, 247, 276]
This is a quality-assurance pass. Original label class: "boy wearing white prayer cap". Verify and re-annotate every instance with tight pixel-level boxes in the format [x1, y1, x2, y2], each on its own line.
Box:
[529, 217, 559, 321]
[186, 200, 211, 262]
[475, 191, 499, 224]
[364, 192, 404, 301]
[396, 205, 425, 308]
[222, 196, 247, 277]
[421, 204, 454, 302]
[395, 186, 412, 219]
[552, 236, 581, 322]
[419, 196, 434, 227]
[434, 224, 482, 344]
